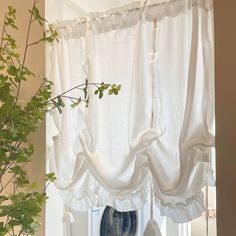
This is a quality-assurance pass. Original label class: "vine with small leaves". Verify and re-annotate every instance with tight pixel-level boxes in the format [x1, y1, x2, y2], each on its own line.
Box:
[0, 1, 120, 235]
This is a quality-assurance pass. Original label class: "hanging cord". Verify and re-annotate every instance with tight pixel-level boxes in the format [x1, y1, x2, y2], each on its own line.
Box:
[151, 18, 158, 129]
[139, 2, 162, 236]
[139, 0, 160, 132]
[150, 18, 158, 219]
[205, 183, 209, 236]
[148, 0, 158, 226]
[150, 182, 154, 220]
[144, 181, 162, 236]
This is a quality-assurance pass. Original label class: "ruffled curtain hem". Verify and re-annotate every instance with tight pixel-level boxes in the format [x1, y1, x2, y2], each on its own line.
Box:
[58, 168, 214, 223]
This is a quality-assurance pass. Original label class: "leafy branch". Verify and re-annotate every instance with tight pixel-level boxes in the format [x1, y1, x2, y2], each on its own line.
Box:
[0, 2, 121, 236]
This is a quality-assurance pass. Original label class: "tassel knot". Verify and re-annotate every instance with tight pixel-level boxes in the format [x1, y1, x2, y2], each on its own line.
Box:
[62, 206, 75, 223]
[144, 219, 162, 236]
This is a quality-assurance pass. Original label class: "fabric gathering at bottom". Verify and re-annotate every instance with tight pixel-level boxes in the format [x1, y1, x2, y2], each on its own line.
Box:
[47, 0, 215, 230]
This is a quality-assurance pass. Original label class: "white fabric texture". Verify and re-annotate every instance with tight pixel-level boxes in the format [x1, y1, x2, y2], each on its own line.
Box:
[48, 0, 215, 224]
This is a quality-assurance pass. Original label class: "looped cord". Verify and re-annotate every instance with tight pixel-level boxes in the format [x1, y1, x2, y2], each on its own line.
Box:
[139, 0, 149, 21]
[140, 0, 149, 9]
[150, 183, 154, 220]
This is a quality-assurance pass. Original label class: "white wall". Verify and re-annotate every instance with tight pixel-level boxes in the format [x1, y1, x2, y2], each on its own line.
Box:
[45, 1, 64, 236]
[45, 1, 88, 236]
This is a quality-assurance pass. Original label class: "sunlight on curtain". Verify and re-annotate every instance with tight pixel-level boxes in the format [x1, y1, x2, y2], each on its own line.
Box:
[47, 0, 215, 235]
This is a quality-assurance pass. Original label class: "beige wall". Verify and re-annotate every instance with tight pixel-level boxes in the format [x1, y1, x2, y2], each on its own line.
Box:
[0, 1, 45, 235]
[215, 0, 236, 236]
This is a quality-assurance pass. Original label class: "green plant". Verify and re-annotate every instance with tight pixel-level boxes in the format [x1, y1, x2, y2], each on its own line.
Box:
[0, 1, 120, 235]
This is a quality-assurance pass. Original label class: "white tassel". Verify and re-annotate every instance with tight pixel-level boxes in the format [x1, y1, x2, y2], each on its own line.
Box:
[62, 206, 75, 223]
[144, 219, 162, 236]
[144, 183, 162, 236]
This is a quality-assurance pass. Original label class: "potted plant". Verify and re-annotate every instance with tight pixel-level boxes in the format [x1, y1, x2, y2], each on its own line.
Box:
[0, 1, 120, 235]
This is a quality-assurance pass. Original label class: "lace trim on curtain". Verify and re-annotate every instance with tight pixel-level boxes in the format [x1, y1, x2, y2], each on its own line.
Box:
[56, 163, 214, 223]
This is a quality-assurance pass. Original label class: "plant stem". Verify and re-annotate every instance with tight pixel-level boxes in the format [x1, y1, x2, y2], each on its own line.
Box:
[15, 0, 37, 104]
[21, 0, 36, 66]
[17, 230, 23, 236]
[0, 163, 25, 194]
[27, 38, 43, 48]
[61, 95, 86, 102]
[0, 14, 6, 55]
[0, 175, 13, 193]
[46, 82, 101, 104]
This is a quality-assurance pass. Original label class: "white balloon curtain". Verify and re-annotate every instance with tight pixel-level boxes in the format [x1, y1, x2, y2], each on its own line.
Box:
[48, 0, 214, 233]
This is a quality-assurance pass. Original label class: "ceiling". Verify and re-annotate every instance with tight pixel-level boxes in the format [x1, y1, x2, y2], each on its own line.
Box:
[65, 0, 137, 13]
[62, 0, 170, 19]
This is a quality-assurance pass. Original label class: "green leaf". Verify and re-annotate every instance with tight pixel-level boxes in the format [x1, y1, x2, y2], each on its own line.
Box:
[45, 172, 56, 182]
[70, 97, 81, 108]
[98, 91, 103, 99]
[7, 65, 17, 76]
[0, 196, 8, 204]
[85, 97, 89, 108]
[30, 6, 46, 27]
[83, 79, 88, 99]
[108, 89, 113, 95]
[103, 84, 109, 90]
[28, 182, 39, 190]
[57, 96, 65, 108]
[8, 6, 13, 12]
[8, 220, 21, 227]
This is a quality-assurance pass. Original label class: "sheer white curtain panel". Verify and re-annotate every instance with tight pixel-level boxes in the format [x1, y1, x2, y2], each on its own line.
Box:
[48, 0, 215, 230]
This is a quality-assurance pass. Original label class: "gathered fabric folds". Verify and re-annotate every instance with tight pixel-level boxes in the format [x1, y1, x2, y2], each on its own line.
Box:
[48, 0, 215, 224]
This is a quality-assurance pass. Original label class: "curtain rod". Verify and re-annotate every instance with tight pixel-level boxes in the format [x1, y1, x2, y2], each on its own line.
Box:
[50, 0, 174, 29]
[50, 0, 212, 30]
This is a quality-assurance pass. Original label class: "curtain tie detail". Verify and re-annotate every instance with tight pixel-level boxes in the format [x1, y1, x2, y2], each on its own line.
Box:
[62, 206, 75, 223]
[144, 184, 162, 236]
